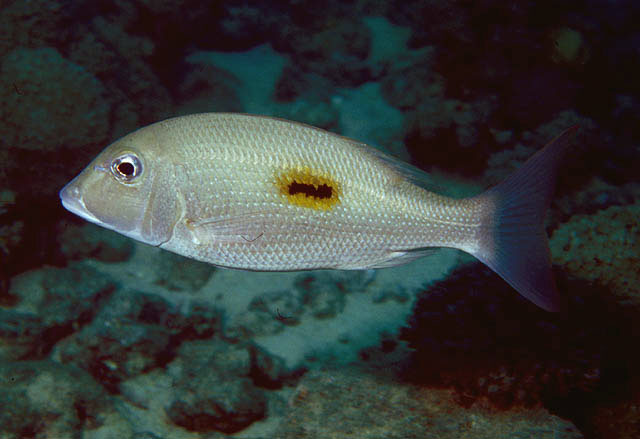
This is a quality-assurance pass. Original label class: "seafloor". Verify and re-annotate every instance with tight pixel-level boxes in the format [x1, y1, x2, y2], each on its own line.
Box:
[0, 1, 638, 438]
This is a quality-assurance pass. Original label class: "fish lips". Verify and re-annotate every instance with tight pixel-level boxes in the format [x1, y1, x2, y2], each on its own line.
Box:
[59, 176, 102, 225]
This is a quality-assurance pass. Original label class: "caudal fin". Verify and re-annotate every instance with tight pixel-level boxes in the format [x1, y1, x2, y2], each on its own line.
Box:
[470, 126, 578, 311]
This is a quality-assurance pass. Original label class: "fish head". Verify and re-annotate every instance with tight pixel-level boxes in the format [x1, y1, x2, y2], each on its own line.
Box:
[59, 125, 178, 246]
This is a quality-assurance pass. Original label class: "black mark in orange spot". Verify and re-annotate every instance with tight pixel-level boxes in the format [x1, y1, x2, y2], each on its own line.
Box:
[288, 182, 333, 199]
[276, 168, 341, 210]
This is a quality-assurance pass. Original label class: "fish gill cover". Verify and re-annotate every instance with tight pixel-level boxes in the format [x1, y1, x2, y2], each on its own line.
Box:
[0, 1, 639, 438]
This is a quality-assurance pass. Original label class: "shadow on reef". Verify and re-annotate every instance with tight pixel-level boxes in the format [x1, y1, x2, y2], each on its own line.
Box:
[399, 262, 640, 437]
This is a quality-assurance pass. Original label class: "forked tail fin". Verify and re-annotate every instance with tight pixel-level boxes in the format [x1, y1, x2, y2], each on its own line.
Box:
[470, 126, 578, 311]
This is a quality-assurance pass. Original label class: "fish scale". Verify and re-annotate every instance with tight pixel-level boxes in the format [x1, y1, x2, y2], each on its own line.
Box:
[154, 115, 466, 270]
[60, 113, 577, 311]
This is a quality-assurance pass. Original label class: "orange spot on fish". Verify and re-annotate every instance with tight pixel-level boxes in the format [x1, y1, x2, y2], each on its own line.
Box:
[275, 167, 341, 210]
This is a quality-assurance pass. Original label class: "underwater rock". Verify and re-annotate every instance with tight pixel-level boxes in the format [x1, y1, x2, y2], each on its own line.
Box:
[58, 222, 134, 263]
[164, 339, 267, 433]
[248, 343, 300, 390]
[1, 264, 115, 360]
[229, 289, 304, 338]
[152, 251, 216, 292]
[0, 359, 130, 439]
[405, 95, 497, 176]
[175, 61, 243, 115]
[53, 315, 172, 393]
[87, 14, 172, 133]
[0, 309, 46, 361]
[550, 202, 640, 307]
[554, 178, 640, 226]
[298, 270, 375, 296]
[276, 17, 371, 87]
[229, 270, 376, 339]
[371, 286, 410, 304]
[166, 380, 266, 434]
[389, 0, 473, 48]
[275, 65, 336, 103]
[399, 263, 619, 410]
[380, 53, 442, 111]
[591, 390, 640, 439]
[52, 289, 222, 392]
[362, 16, 432, 77]
[216, 1, 279, 50]
[58, 1, 173, 138]
[275, 368, 582, 438]
[296, 279, 346, 320]
[294, 270, 376, 319]
[0, 47, 110, 152]
[0, 0, 74, 58]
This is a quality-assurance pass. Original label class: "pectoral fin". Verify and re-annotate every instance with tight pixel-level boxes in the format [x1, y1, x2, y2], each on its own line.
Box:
[185, 212, 267, 244]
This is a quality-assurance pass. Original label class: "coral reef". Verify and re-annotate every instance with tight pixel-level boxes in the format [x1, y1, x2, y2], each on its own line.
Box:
[275, 368, 582, 438]
[0, 360, 131, 439]
[51, 288, 221, 392]
[164, 340, 267, 434]
[0, 47, 110, 152]
[57, 222, 134, 263]
[550, 202, 640, 307]
[399, 264, 618, 409]
[1, 264, 115, 360]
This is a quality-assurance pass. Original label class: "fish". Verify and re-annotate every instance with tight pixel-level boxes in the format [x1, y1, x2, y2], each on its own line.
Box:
[59, 113, 577, 312]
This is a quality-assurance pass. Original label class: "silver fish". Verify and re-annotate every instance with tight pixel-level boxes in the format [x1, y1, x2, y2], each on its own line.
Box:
[60, 113, 577, 311]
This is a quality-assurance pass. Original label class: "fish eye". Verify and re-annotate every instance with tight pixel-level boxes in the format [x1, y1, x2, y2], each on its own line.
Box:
[110, 153, 143, 182]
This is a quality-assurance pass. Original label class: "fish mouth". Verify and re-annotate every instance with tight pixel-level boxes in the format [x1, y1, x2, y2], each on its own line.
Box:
[59, 178, 101, 224]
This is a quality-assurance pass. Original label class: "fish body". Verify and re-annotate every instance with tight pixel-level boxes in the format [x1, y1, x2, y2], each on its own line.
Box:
[60, 113, 576, 311]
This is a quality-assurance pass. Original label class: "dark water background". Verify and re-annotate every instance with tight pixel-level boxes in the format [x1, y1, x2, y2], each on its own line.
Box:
[0, 1, 638, 438]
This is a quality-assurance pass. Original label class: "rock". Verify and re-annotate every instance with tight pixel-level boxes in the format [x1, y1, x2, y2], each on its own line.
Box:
[276, 17, 371, 87]
[0, 0, 75, 58]
[0, 359, 129, 439]
[165, 339, 267, 433]
[0, 47, 110, 152]
[57, 222, 134, 263]
[166, 380, 265, 434]
[0, 309, 45, 360]
[405, 96, 497, 176]
[591, 391, 640, 439]
[175, 62, 242, 115]
[295, 273, 347, 319]
[152, 251, 215, 292]
[52, 290, 222, 392]
[229, 289, 304, 338]
[275, 368, 582, 438]
[399, 263, 612, 409]
[1, 264, 115, 360]
[248, 343, 299, 389]
[550, 202, 640, 307]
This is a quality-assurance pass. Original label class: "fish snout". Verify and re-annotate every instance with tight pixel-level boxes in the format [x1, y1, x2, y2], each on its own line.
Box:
[59, 178, 100, 223]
